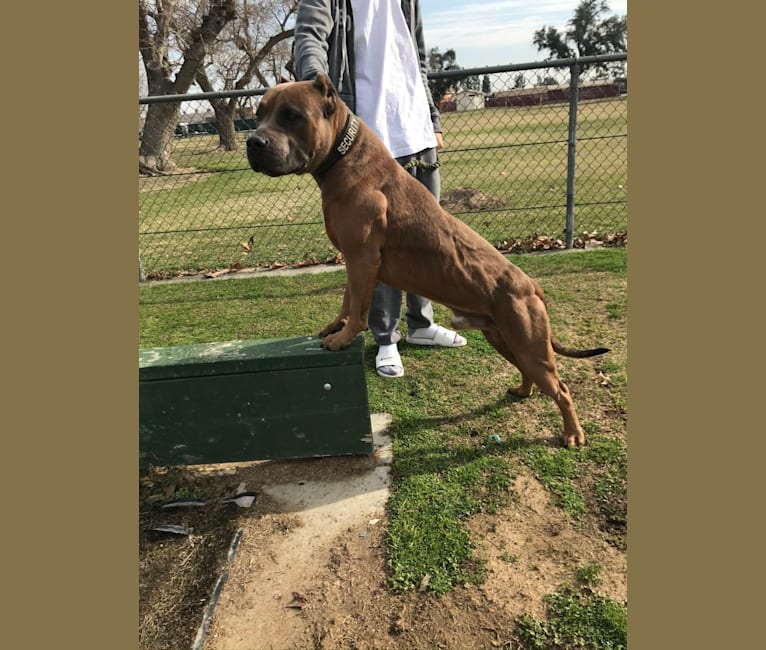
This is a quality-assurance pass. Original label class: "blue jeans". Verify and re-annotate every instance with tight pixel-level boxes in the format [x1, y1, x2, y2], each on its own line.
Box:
[367, 147, 440, 345]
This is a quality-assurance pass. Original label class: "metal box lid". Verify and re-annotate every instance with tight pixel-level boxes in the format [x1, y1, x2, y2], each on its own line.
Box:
[139, 335, 365, 381]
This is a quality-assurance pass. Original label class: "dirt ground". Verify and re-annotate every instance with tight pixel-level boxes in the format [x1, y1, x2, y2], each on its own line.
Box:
[139, 412, 626, 650]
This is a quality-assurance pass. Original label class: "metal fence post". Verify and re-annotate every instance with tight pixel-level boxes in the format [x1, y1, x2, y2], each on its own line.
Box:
[565, 62, 581, 248]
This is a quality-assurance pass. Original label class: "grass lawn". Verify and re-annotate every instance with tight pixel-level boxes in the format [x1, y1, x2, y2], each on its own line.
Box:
[139, 247, 627, 645]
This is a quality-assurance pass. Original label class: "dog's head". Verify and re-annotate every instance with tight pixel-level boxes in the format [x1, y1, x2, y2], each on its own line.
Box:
[246, 74, 342, 177]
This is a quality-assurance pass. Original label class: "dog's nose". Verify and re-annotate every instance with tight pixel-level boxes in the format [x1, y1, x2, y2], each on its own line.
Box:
[247, 134, 269, 149]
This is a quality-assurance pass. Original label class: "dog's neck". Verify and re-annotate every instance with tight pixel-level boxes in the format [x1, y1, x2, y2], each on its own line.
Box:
[313, 111, 360, 177]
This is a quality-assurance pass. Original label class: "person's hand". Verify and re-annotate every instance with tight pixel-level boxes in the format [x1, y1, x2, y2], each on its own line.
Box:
[435, 132, 444, 150]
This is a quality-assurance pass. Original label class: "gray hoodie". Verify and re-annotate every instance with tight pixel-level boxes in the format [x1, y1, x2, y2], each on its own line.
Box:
[294, 0, 442, 134]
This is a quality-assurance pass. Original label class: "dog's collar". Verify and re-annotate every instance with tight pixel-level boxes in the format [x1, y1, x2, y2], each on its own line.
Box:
[313, 112, 360, 176]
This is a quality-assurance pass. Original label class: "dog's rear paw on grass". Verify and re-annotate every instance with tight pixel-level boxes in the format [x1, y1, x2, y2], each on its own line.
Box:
[507, 384, 534, 399]
[563, 432, 586, 448]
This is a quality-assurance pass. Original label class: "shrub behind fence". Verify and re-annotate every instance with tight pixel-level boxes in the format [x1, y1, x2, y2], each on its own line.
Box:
[139, 55, 627, 280]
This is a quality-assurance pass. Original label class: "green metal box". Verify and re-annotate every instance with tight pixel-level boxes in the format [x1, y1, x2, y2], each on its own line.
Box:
[139, 335, 372, 467]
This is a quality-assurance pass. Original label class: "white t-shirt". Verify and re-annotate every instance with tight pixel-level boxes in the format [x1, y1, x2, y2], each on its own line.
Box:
[350, 0, 437, 158]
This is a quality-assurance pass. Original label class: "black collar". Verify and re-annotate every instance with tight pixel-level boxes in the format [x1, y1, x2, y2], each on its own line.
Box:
[313, 112, 360, 176]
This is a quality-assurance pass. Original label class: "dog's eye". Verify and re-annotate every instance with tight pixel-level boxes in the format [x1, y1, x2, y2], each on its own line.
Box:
[280, 108, 304, 125]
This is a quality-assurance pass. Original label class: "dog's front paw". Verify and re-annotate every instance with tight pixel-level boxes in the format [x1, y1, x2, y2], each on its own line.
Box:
[321, 331, 354, 351]
[319, 317, 347, 338]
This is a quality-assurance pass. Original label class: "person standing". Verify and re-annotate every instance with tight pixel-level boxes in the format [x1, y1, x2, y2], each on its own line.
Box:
[294, 0, 467, 378]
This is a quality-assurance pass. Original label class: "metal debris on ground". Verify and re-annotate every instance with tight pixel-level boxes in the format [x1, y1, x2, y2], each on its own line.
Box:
[221, 492, 258, 508]
[152, 524, 193, 536]
[161, 498, 208, 509]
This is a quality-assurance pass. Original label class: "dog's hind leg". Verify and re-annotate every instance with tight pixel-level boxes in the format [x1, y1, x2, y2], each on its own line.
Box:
[530, 369, 584, 448]
[481, 328, 535, 398]
[505, 337, 585, 448]
[492, 292, 586, 447]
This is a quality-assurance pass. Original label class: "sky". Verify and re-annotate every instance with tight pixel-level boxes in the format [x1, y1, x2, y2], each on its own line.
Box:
[419, 0, 628, 70]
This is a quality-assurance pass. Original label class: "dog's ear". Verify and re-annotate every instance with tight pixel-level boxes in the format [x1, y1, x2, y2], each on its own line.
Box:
[313, 73, 337, 117]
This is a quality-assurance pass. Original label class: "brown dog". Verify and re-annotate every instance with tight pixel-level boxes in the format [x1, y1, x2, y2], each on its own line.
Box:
[246, 74, 608, 447]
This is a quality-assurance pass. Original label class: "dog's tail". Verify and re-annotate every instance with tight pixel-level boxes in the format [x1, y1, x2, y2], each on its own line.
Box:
[530, 278, 610, 358]
[552, 339, 610, 358]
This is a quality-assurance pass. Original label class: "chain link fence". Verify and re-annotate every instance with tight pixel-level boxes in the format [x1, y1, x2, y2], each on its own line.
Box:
[139, 54, 626, 280]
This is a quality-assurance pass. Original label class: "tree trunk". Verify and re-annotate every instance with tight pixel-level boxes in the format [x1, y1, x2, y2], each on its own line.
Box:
[212, 102, 239, 152]
[139, 0, 237, 175]
[195, 70, 239, 152]
[139, 102, 182, 174]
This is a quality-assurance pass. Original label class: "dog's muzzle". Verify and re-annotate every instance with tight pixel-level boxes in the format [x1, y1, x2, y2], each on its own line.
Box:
[246, 132, 310, 177]
[246, 133, 271, 173]
[246, 133, 268, 149]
